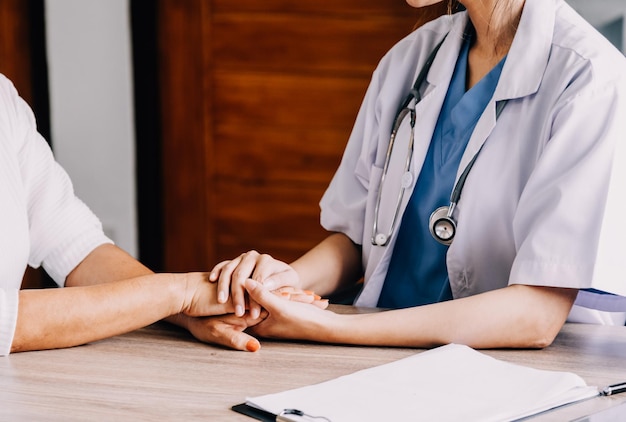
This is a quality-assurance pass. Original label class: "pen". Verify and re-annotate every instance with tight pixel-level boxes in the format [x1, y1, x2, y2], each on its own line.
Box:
[600, 382, 626, 396]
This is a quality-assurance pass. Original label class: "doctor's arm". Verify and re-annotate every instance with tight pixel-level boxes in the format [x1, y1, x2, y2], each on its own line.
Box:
[11, 244, 262, 353]
[244, 280, 578, 349]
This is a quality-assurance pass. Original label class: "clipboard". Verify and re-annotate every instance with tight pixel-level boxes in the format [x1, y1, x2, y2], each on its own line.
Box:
[232, 403, 323, 421]
[232, 344, 599, 422]
[232, 403, 276, 421]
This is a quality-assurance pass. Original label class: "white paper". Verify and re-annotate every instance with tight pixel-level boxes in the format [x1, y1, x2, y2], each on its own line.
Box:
[246, 344, 599, 422]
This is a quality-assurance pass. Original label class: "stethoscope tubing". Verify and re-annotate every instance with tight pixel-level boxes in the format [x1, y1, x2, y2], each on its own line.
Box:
[371, 33, 507, 247]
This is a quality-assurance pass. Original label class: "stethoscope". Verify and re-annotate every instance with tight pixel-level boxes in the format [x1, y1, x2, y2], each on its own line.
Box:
[371, 36, 507, 247]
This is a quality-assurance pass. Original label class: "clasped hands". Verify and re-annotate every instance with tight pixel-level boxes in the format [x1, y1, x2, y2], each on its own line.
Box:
[179, 251, 328, 352]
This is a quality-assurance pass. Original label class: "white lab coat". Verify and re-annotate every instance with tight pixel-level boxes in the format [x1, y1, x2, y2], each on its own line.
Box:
[319, 0, 626, 323]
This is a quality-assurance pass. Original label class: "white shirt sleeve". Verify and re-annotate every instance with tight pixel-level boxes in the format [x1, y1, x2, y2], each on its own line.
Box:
[14, 83, 112, 285]
[0, 288, 18, 356]
[0, 75, 112, 355]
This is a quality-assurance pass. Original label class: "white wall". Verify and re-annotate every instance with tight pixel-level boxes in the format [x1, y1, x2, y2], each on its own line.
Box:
[568, 0, 626, 52]
[568, 0, 626, 27]
[44, 0, 137, 257]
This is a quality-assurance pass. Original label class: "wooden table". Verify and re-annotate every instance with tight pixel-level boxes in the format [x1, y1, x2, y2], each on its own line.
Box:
[1, 307, 625, 421]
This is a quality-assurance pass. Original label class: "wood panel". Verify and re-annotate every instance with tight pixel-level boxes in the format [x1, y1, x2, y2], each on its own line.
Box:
[212, 14, 416, 76]
[157, 1, 433, 269]
[158, 0, 213, 271]
[0, 0, 33, 102]
[211, 0, 418, 15]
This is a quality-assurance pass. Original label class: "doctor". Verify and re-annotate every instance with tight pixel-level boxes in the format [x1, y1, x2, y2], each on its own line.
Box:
[212, 0, 626, 348]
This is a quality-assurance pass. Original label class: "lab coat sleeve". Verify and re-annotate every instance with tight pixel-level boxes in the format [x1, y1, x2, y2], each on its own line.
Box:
[13, 79, 112, 286]
[509, 71, 626, 305]
[575, 75, 626, 310]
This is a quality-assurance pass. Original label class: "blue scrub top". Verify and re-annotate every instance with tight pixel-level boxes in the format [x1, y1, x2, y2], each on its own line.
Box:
[378, 34, 505, 309]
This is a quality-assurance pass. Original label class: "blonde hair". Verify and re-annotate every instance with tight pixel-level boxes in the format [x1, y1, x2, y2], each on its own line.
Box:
[412, 1, 521, 55]
[489, 0, 522, 54]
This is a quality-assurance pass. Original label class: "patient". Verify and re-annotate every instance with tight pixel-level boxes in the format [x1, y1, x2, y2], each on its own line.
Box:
[0, 73, 323, 356]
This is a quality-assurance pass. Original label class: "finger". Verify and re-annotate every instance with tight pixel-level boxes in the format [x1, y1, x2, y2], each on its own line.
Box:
[272, 286, 313, 295]
[208, 260, 230, 282]
[240, 333, 262, 352]
[214, 322, 262, 352]
[262, 269, 299, 291]
[313, 299, 330, 309]
[231, 250, 261, 286]
[230, 251, 263, 313]
[230, 311, 267, 351]
[273, 286, 297, 294]
[215, 256, 243, 303]
[231, 273, 250, 317]
[249, 253, 276, 281]
[245, 278, 282, 312]
[249, 298, 262, 320]
[288, 292, 316, 304]
[272, 287, 319, 302]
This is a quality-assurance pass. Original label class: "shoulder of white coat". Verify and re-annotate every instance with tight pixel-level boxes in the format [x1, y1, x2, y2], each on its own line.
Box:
[553, 3, 626, 86]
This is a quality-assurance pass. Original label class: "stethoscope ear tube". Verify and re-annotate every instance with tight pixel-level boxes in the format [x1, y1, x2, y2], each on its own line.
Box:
[371, 107, 416, 247]
[371, 37, 448, 247]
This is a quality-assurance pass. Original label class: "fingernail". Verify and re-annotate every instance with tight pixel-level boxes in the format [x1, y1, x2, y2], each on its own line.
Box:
[304, 290, 314, 295]
[314, 295, 321, 300]
[236, 305, 244, 316]
[251, 308, 260, 319]
[218, 291, 226, 303]
[246, 339, 260, 352]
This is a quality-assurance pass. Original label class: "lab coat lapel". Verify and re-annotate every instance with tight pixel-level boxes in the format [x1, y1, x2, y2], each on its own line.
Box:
[411, 19, 468, 195]
[456, 0, 555, 179]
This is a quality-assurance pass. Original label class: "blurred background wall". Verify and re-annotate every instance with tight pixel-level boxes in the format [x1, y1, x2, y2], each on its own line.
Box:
[45, 0, 137, 258]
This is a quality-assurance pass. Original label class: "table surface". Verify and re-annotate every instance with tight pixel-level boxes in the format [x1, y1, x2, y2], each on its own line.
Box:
[1, 306, 626, 421]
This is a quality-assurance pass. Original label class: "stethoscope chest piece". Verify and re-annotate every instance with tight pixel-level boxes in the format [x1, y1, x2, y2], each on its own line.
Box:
[429, 206, 456, 246]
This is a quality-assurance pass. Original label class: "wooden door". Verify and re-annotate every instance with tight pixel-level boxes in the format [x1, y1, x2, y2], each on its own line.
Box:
[155, 1, 438, 271]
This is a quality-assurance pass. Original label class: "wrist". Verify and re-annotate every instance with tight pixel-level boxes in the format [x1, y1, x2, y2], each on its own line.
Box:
[301, 309, 345, 343]
[166, 273, 190, 316]
[319, 312, 367, 345]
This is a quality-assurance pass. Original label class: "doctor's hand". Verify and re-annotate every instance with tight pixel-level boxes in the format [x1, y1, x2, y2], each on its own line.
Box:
[209, 250, 302, 319]
[244, 279, 336, 342]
